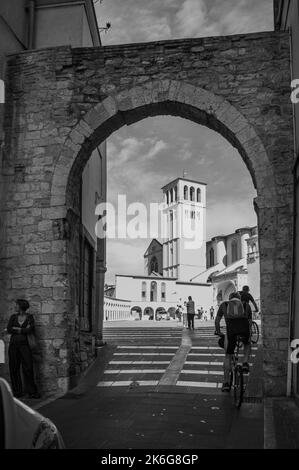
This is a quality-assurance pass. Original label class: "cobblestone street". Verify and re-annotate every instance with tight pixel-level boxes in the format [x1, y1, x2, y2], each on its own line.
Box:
[36, 321, 263, 449]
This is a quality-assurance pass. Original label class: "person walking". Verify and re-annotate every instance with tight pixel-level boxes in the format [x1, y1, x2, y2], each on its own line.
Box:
[210, 306, 215, 320]
[6, 299, 40, 399]
[199, 307, 204, 321]
[186, 296, 195, 330]
[176, 305, 182, 323]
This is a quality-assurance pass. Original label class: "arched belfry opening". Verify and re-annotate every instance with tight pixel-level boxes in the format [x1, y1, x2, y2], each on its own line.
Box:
[0, 32, 293, 396]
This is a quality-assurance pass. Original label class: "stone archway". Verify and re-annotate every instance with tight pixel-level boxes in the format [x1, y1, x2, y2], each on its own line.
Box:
[52, 80, 276, 206]
[46, 82, 294, 396]
[0, 32, 293, 396]
[50, 80, 291, 395]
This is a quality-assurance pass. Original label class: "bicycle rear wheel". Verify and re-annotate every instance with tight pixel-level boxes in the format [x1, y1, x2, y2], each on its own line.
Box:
[233, 365, 244, 409]
[251, 321, 259, 344]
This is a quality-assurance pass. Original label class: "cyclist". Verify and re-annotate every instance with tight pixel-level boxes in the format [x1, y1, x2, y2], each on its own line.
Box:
[239, 285, 259, 319]
[215, 292, 252, 392]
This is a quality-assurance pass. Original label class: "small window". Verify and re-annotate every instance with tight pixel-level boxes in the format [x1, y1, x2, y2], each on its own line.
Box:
[231, 240, 238, 263]
[174, 186, 178, 201]
[161, 282, 166, 302]
[209, 248, 215, 267]
[184, 186, 188, 200]
[150, 256, 158, 273]
[190, 187, 195, 201]
[142, 281, 147, 300]
[170, 188, 174, 203]
[150, 281, 157, 302]
[197, 188, 201, 202]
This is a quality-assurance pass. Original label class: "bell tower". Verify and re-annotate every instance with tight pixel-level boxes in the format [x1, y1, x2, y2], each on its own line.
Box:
[161, 176, 207, 281]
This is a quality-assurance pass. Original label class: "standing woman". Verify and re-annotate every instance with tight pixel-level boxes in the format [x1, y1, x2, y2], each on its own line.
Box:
[6, 299, 40, 399]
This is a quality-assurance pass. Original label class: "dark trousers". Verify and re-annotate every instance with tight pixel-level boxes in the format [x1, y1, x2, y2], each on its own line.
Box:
[8, 342, 37, 396]
[187, 313, 195, 329]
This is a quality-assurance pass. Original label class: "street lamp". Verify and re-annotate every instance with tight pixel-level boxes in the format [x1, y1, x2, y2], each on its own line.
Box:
[99, 22, 111, 33]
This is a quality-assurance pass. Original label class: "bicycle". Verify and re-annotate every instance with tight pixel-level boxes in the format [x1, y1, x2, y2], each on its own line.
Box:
[250, 320, 259, 345]
[215, 331, 245, 409]
[230, 335, 245, 408]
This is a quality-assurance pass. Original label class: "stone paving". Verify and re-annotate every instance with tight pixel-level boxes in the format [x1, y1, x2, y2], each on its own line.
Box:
[98, 320, 258, 392]
[37, 322, 263, 449]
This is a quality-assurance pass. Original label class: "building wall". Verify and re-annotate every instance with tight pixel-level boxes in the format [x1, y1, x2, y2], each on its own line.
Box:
[115, 275, 178, 304]
[0, 0, 105, 393]
[0, 0, 27, 185]
[207, 230, 251, 269]
[0, 0, 28, 54]
[35, 4, 93, 48]
[115, 274, 213, 312]
[176, 283, 213, 312]
[206, 227, 260, 309]
[207, 238, 227, 268]
[247, 255, 260, 308]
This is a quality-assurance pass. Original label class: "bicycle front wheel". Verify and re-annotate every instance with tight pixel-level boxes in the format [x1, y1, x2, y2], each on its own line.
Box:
[251, 321, 259, 344]
[233, 365, 244, 409]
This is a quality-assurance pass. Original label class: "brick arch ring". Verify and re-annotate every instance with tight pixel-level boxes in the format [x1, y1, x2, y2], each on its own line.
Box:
[50, 79, 275, 210]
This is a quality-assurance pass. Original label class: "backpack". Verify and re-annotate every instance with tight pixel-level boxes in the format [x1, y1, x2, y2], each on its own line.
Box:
[225, 300, 247, 319]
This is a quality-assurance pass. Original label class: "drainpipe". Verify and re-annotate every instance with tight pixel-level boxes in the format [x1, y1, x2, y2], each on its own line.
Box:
[287, 25, 298, 397]
[289, 151, 299, 397]
[28, 0, 36, 50]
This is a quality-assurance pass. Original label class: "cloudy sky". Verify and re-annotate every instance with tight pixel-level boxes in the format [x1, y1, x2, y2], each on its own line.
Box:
[94, 0, 274, 284]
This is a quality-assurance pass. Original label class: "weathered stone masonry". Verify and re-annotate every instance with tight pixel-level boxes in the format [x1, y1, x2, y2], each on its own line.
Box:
[0, 31, 294, 395]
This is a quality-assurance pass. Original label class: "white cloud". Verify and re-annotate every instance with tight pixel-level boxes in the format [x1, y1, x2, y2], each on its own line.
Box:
[108, 136, 168, 171]
[136, 10, 172, 42]
[98, 0, 273, 45]
[209, 0, 274, 36]
[175, 0, 219, 38]
[207, 199, 257, 240]
[97, 1, 172, 45]
[174, 0, 273, 38]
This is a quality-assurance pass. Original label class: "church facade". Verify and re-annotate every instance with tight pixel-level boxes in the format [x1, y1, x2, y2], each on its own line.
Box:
[206, 226, 260, 309]
[105, 177, 260, 321]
